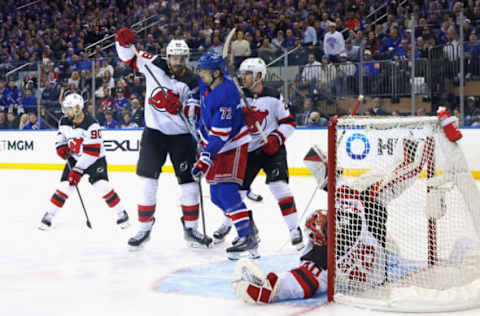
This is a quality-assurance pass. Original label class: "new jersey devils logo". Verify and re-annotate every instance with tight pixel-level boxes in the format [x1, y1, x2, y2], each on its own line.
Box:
[148, 87, 180, 112]
[249, 106, 269, 134]
[68, 137, 83, 154]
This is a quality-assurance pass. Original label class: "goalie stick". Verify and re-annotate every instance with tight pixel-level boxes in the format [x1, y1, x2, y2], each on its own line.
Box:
[130, 45, 210, 246]
[222, 28, 268, 143]
[276, 94, 364, 251]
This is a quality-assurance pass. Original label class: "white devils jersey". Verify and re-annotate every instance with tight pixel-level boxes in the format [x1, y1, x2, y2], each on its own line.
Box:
[334, 178, 387, 289]
[56, 115, 106, 170]
[116, 42, 198, 135]
[241, 86, 295, 151]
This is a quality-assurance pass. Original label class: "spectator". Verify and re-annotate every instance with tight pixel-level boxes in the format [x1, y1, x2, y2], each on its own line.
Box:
[114, 88, 130, 113]
[336, 53, 357, 96]
[3, 80, 21, 111]
[41, 80, 60, 109]
[121, 111, 139, 128]
[323, 21, 345, 63]
[301, 53, 322, 83]
[345, 10, 360, 32]
[302, 21, 317, 46]
[101, 110, 120, 129]
[130, 98, 145, 127]
[295, 97, 316, 126]
[368, 97, 389, 116]
[382, 14, 398, 35]
[18, 113, 29, 130]
[378, 26, 402, 54]
[211, 35, 223, 55]
[360, 50, 380, 94]
[257, 38, 278, 64]
[307, 111, 328, 126]
[97, 87, 115, 113]
[96, 59, 114, 79]
[77, 52, 93, 71]
[22, 112, 45, 130]
[465, 34, 480, 77]
[272, 30, 285, 51]
[283, 29, 297, 50]
[351, 30, 367, 48]
[231, 30, 252, 64]
[6, 112, 19, 129]
[21, 89, 37, 113]
[344, 40, 361, 62]
[68, 71, 80, 89]
[130, 76, 145, 101]
[0, 111, 7, 129]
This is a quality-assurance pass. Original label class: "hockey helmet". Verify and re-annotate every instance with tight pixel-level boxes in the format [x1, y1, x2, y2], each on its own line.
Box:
[62, 93, 84, 115]
[305, 209, 328, 246]
[197, 51, 226, 74]
[239, 58, 267, 81]
[166, 39, 190, 60]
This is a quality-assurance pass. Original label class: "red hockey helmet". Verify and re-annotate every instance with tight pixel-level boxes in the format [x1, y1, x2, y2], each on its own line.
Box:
[305, 209, 328, 246]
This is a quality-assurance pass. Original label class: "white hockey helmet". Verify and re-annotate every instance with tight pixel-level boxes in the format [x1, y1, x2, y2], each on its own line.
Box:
[166, 39, 190, 59]
[239, 57, 267, 81]
[62, 93, 84, 115]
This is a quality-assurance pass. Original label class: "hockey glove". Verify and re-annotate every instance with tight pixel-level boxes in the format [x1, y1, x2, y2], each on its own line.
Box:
[262, 132, 282, 156]
[115, 28, 136, 48]
[191, 152, 212, 180]
[56, 144, 71, 160]
[438, 107, 462, 142]
[67, 167, 84, 186]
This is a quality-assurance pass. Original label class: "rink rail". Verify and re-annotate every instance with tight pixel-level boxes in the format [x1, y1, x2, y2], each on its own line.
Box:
[1, 127, 480, 179]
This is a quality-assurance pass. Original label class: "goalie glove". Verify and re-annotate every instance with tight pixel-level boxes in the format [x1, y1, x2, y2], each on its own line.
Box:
[438, 107, 462, 142]
[232, 259, 280, 304]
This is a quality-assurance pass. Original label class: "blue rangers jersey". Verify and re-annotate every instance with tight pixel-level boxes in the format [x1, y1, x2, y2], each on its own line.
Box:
[197, 77, 250, 155]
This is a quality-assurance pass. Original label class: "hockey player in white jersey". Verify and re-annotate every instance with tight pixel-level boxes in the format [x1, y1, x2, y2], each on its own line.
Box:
[39, 93, 129, 230]
[115, 28, 212, 248]
[232, 136, 438, 304]
[213, 58, 303, 250]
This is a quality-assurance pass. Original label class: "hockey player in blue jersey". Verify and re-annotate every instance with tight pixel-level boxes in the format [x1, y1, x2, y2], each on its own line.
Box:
[191, 51, 259, 260]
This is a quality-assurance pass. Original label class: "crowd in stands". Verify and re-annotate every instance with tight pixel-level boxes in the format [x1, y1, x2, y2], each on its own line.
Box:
[1, 0, 480, 130]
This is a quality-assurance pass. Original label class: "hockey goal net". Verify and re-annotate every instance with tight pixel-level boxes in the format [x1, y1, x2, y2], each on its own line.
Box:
[327, 116, 480, 312]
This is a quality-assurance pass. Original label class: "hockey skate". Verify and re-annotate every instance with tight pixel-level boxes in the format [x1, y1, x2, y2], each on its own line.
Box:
[38, 212, 53, 230]
[128, 218, 155, 248]
[290, 227, 305, 250]
[247, 189, 263, 202]
[227, 232, 260, 260]
[232, 212, 260, 246]
[213, 221, 232, 244]
[116, 210, 130, 229]
[181, 217, 213, 248]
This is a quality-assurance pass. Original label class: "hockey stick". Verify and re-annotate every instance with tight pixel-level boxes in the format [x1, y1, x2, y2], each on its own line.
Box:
[66, 158, 92, 229]
[276, 95, 364, 251]
[222, 28, 268, 143]
[131, 46, 209, 243]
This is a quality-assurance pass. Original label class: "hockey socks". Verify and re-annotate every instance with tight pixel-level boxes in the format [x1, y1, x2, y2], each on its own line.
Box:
[278, 196, 298, 231]
[138, 204, 156, 223]
[181, 204, 199, 229]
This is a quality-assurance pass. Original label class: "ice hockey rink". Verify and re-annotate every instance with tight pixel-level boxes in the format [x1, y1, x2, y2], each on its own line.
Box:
[1, 169, 480, 316]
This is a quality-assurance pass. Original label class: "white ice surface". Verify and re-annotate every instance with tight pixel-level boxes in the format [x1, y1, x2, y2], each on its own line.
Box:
[1, 169, 479, 316]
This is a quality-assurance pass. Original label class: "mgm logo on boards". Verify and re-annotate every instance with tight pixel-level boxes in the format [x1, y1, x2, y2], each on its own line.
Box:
[0, 140, 34, 151]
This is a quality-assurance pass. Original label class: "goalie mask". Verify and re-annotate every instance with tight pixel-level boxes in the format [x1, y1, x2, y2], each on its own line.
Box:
[239, 57, 267, 89]
[305, 209, 328, 246]
[166, 39, 190, 74]
[62, 93, 84, 116]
